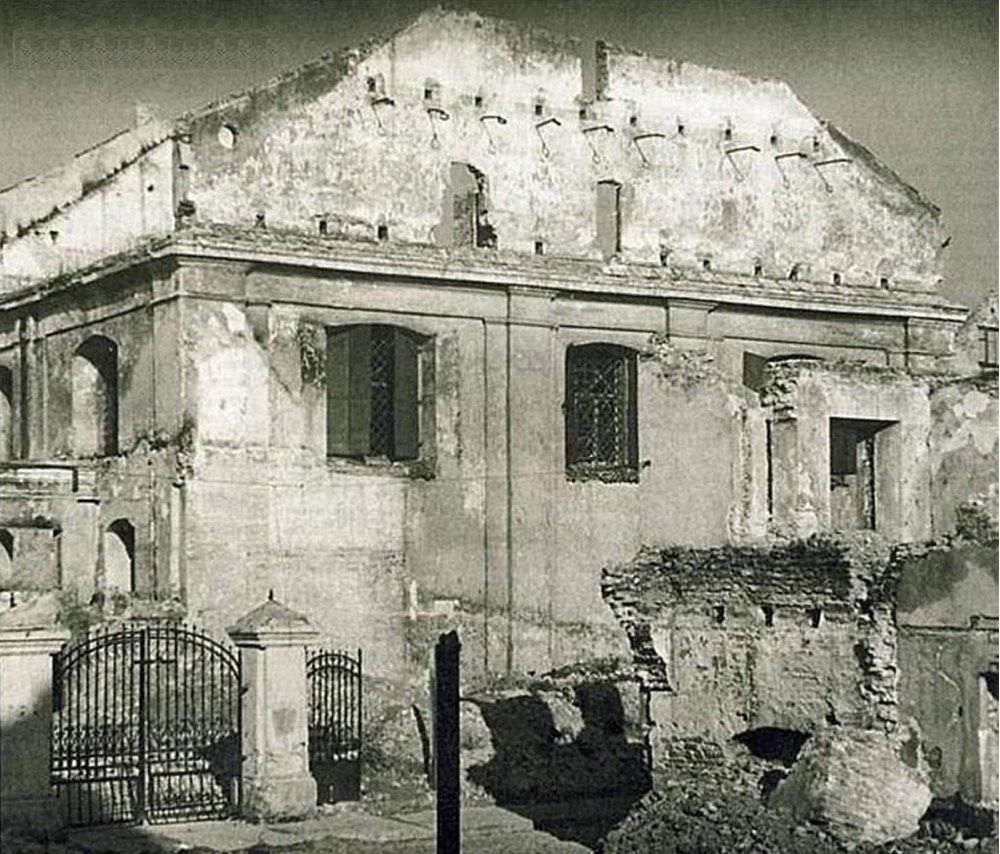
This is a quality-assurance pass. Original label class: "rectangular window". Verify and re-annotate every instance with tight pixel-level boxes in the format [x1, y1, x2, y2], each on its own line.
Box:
[980, 326, 998, 369]
[326, 325, 429, 463]
[596, 180, 621, 260]
[565, 343, 638, 482]
[446, 162, 496, 249]
[829, 418, 891, 531]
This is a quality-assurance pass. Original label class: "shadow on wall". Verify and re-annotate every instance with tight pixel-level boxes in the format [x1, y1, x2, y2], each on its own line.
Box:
[466, 681, 650, 848]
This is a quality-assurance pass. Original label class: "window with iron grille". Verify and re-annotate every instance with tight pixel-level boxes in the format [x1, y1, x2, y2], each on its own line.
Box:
[980, 326, 998, 370]
[565, 343, 638, 482]
[325, 324, 432, 465]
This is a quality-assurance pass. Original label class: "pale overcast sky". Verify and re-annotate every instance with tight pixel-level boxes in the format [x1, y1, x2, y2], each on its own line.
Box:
[1, 0, 995, 307]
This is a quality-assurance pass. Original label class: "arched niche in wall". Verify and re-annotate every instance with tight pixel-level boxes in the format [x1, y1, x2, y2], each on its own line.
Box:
[103, 519, 135, 592]
[0, 528, 13, 589]
[0, 365, 12, 461]
[72, 336, 119, 457]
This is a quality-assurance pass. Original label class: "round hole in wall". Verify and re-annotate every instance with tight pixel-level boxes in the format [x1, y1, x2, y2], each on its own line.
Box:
[217, 124, 238, 150]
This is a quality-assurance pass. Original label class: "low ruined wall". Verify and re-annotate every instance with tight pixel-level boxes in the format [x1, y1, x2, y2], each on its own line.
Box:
[602, 537, 900, 773]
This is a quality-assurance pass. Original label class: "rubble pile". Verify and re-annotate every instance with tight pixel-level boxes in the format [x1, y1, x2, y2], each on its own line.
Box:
[598, 782, 998, 854]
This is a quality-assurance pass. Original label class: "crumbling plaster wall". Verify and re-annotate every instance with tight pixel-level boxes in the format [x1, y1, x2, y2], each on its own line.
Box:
[928, 376, 999, 538]
[168, 262, 776, 681]
[0, 266, 188, 603]
[181, 8, 943, 290]
[0, 138, 175, 287]
[762, 361, 933, 540]
[895, 542, 999, 804]
[602, 538, 899, 773]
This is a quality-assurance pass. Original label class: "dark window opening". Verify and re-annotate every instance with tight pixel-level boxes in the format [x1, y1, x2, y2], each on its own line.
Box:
[629, 115, 638, 127]
[980, 327, 998, 370]
[788, 264, 799, 281]
[444, 162, 495, 249]
[830, 418, 892, 531]
[765, 419, 774, 517]
[579, 107, 589, 120]
[808, 607, 823, 628]
[754, 262, 763, 277]
[0, 528, 12, 590]
[318, 219, 328, 236]
[0, 528, 13, 587]
[832, 272, 842, 285]
[713, 605, 726, 624]
[702, 258, 712, 271]
[534, 239, 545, 256]
[366, 76, 377, 93]
[733, 728, 810, 766]
[677, 122, 685, 135]
[565, 343, 638, 482]
[596, 180, 621, 260]
[474, 94, 483, 107]
[762, 604, 775, 627]
[72, 335, 119, 457]
[879, 276, 890, 289]
[984, 669, 999, 702]
[326, 325, 429, 463]
[377, 224, 389, 242]
[723, 126, 733, 141]
[534, 101, 544, 116]
[0, 366, 12, 461]
[104, 519, 136, 593]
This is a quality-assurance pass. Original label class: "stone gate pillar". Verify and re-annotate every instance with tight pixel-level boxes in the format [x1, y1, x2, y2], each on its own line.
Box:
[0, 618, 71, 829]
[228, 596, 319, 821]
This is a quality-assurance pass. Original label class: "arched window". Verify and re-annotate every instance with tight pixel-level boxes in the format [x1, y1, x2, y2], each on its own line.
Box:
[565, 343, 638, 482]
[0, 528, 13, 589]
[0, 366, 12, 461]
[103, 519, 135, 592]
[72, 336, 119, 456]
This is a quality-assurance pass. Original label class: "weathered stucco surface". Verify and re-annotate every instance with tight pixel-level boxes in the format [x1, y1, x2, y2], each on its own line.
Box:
[0, 7, 995, 814]
[602, 537, 899, 769]
[895, 543, 998, 806]
[928, 377, 999, 538]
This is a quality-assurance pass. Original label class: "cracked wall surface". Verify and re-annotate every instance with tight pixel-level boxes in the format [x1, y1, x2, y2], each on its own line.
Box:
[601, 537, 900, 772]
[1, 7, 952, 304]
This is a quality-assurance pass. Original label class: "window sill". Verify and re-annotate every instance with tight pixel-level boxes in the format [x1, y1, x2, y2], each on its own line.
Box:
[325, 454, 435, 480]
[566, 464, 639, 484]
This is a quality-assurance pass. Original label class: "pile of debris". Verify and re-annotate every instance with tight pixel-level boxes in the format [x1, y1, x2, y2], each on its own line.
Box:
[598, 726, 997, 854]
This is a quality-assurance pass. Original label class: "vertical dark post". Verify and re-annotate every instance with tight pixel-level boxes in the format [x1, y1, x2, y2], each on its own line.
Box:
[434, 631, 461, 854]
[136, 627, 148, 824]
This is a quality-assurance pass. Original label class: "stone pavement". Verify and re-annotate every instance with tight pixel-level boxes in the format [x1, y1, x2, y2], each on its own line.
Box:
[61, 805, 590, 854]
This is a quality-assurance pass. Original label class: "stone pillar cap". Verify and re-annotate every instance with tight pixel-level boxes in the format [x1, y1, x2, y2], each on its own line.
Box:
[227, 595, 318, 646]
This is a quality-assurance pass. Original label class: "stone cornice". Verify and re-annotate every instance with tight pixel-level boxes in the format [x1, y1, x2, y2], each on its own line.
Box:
[1, 229, 969, 325]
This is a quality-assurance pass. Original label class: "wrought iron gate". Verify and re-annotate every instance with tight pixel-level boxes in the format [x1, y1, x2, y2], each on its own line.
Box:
[306, 647, 362, 803]
[51, 622, 241, 826]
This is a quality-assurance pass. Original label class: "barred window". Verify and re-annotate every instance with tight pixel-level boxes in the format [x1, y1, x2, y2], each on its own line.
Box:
[565, 343, 638, 482]
[980, 326, 998, 370]
[326, 325, 431, 463]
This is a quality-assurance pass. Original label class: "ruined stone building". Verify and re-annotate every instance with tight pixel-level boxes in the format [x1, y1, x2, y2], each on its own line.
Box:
[0, 7, 996, 807]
